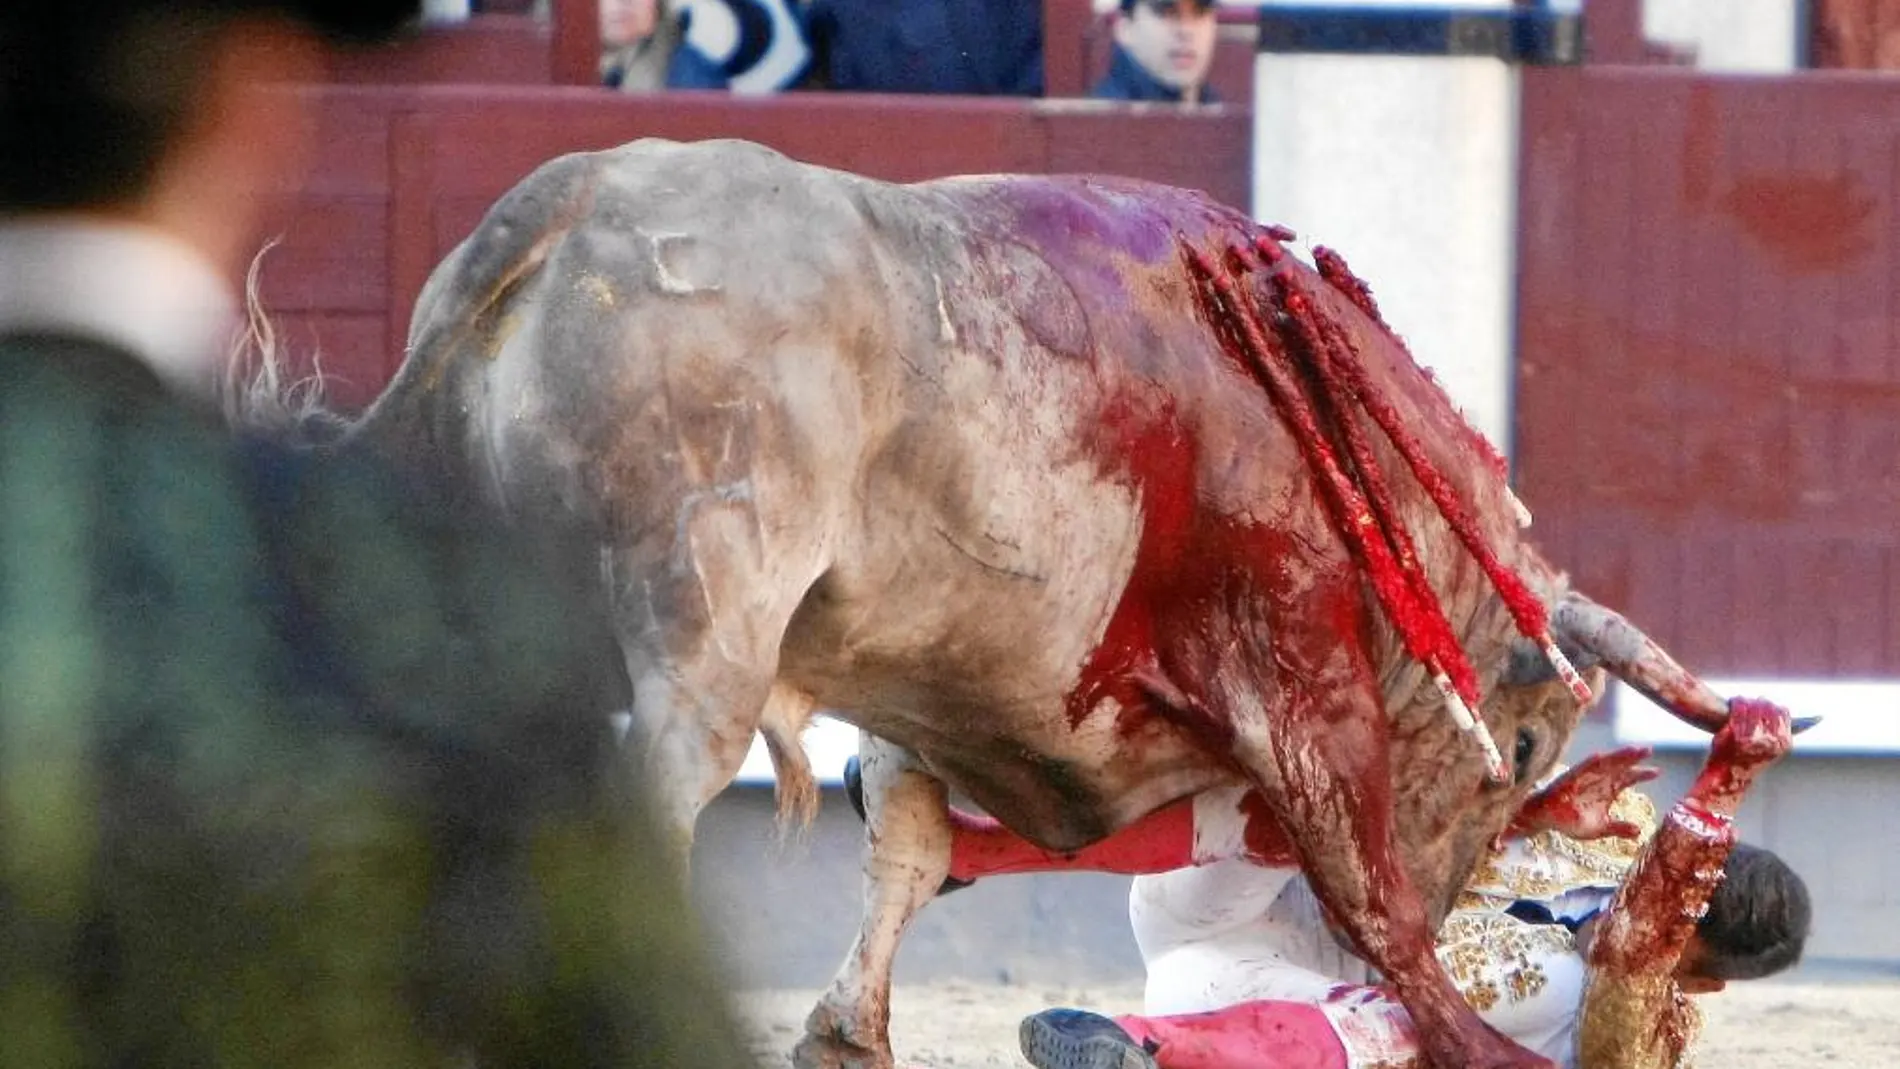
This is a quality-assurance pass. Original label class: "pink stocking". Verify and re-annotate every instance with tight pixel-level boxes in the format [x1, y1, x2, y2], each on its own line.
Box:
[1114, 1001, 1354, 1069]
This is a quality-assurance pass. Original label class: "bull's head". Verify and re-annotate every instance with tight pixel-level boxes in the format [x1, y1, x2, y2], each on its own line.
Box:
[1386, 588, 1805, 930]
[1387, 659, 1600, 929]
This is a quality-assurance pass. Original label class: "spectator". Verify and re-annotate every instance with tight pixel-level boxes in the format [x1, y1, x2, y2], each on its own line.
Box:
[0, 2, 757, 1065]
[1091, 0, 1219, 105]
[601, 0, 685, 91]
[801, 0, 1043, 96]
[666, 0, 812, 91]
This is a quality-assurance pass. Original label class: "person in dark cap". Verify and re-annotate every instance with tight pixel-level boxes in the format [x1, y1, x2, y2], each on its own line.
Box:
[0, 4, 758, 1065]
[1090, 0, 1220, 105]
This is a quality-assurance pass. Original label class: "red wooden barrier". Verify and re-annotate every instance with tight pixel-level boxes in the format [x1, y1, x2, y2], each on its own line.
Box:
[325, 15, 557, 84]
[1515, 67, 1900, 676]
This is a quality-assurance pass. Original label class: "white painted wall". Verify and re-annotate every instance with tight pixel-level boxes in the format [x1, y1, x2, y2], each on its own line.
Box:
[1645, 0, 1803, 72]
[1252, 49, 1521, 454]
[420, 0, 472, 22]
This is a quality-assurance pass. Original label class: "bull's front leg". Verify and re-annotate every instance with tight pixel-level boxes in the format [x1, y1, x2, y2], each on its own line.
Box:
[1214, 622, 1551, 1069]
[794, 736, 952, 1069]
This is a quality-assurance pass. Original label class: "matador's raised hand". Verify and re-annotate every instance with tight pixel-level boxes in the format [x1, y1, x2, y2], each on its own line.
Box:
[1710, 697, 1795, 774]
[1509, 745, 1660, 841]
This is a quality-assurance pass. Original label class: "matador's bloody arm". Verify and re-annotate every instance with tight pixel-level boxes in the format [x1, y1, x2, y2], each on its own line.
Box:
[1576, 698, 1795, 1068]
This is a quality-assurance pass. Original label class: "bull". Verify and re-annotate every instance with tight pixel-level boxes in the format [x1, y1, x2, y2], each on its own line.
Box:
[314, 138, 1763, 1069]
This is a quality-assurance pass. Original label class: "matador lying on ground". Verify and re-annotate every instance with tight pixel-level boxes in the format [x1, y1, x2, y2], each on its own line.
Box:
[843, 699, 1811, 1069]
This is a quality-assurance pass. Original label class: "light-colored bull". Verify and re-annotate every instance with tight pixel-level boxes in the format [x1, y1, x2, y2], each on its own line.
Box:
[322, 138, 1750, 1069]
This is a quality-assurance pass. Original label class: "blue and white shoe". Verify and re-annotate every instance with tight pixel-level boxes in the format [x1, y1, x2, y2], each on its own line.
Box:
[1019, 1008, 1159, 1069]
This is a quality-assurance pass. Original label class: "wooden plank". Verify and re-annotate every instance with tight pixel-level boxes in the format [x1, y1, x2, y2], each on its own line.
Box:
[1622, 78, 1689, 513]
[1564, 515, 1637, 623]
[1512, 68, 1583, 492]
[1675, 532, 1739, 671]
[1831, 403, 1900, 533]
[326, 16, 553, 85]
[1728, 533, 1789, 673]
[1887, 542, 1900, 670]
[294, 94, 395, 196]
[1779, 542, 1837, 672]
[1044, 0, 1097, 98]
[1560, 75, 1647, 519]
[1824, 103, 1893, 388]
[1823, 539, 1888, 675]
[549, 0, 598, 86]
[386, 111, 440, 379]
[1206, 20, 1257, 107]
[263, 313, 389, 411]
[258, 198, 389, 313]
[1039, 104, 1253, 212]
[1582, 0, 1648, 64]
[1517, 67, 1900, 680]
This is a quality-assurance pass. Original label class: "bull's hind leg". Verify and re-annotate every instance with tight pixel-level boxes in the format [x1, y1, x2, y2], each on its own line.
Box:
[1226, 625, 1552, 1069]
[605, 493, 828, 867]
[794, 736, 952, 1069]
[616, 637, 769, 866]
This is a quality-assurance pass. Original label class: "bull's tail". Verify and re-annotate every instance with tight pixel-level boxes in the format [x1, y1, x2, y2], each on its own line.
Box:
[759, 684, 821, 842]
[220, 239, 355, 448]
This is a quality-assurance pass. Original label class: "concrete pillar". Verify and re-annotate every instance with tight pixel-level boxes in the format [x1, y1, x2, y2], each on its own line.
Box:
[1250, 1, 1580, 457]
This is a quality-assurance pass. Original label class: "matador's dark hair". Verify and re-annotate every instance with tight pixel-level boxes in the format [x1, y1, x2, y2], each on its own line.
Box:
[1696, 843, 1812, 981]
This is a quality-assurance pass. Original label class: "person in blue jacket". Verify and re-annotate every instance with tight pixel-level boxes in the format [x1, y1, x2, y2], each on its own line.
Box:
[800, 0, 1044, 96]
[1091, 0, 1219, 105]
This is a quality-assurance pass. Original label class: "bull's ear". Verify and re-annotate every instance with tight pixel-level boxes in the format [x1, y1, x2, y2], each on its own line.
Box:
[1500, 634, 1600, 687]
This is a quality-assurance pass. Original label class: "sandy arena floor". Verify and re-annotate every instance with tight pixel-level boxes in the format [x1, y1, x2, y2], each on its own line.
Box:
[740, 977, 1900, 1067]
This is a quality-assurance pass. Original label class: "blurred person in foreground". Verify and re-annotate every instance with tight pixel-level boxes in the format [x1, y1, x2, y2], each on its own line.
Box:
[0, 3, 756, 1066]
[1090, 0, 1220, 105]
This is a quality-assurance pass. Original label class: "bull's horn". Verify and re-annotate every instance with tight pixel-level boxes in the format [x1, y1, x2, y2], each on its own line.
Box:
[1502, 632, 1601, 688]
[1549, 595, 1732, 732]
[1544, 595, 1821, 736]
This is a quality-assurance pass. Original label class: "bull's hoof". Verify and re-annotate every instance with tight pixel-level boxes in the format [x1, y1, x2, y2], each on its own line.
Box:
[1020, 1009, 1158, 1069]
[792, 1002, 894, 1069]
[790, 1031, 894, 1069]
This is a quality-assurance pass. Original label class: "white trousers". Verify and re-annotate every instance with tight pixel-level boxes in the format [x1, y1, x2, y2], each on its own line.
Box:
[1131, 853, 1590, 1068]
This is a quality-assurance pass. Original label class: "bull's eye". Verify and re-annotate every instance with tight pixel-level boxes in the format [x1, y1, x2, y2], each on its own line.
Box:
[1513, 728, 1538, 783]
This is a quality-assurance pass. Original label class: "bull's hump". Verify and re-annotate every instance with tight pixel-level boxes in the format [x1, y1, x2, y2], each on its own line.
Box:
[936, 174, 1241, 258]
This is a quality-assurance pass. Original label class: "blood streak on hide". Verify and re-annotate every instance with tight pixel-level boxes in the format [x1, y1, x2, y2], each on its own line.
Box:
[1302, 244, 1589, 705]
[1066, 393, 1237, 752]
[1064, 218, 1579, 781]
[1183, 239, 1483, 712]
[1068, 376, 1359, 763]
